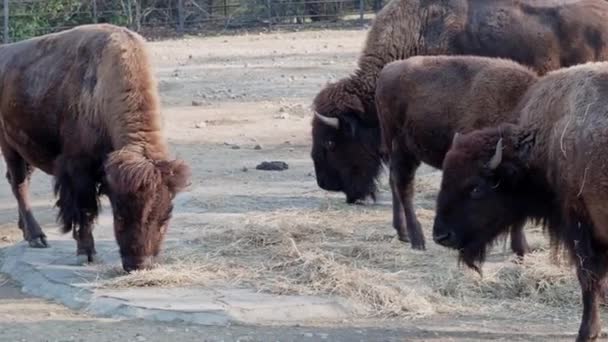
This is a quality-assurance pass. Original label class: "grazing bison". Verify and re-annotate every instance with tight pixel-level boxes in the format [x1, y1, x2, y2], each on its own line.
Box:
[0, 24, 191, 272]
[375, 55, 538, 250]
[432, 61, 608, 341]
[311, 0, 608, 224]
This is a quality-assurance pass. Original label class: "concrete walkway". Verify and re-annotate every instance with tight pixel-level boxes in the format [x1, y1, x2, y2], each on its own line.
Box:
[0, 231, 356, 326]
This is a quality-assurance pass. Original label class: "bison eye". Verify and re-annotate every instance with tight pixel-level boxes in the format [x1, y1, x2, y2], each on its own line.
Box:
[325, 140, 335, 151]
[470, 186, 484, 199]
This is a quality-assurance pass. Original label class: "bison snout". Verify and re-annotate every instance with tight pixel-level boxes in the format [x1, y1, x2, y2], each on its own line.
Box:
[433, 232, 454, 246]
[122, 255, 154, 273]
[316, 177, 342, 192]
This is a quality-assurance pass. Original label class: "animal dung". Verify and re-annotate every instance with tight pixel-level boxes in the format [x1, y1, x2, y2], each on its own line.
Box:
[255, 161, 289, 171]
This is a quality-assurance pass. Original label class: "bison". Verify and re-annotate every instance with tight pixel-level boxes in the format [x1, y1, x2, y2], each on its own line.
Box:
[311, 0, 608, 236]
[432, 61, 608, 341]
[375, 55, 538, 250]
[0, 24, 191, 272]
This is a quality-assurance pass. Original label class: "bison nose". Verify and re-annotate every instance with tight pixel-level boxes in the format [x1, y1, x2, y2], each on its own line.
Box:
[433, 232, 454, 247]
[122, 256, 154, 273]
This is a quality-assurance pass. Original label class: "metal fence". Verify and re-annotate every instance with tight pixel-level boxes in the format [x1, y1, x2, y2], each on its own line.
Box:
[0, 0, 385, 43]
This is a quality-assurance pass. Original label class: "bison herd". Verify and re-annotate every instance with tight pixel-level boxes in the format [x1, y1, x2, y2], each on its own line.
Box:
[2, 0, 608, 340]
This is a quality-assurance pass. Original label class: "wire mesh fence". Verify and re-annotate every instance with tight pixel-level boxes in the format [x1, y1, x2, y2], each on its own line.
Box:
[0, 0, 386, 42]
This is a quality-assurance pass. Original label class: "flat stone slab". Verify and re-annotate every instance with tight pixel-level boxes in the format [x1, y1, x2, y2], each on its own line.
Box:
[0, 233, 357, 326]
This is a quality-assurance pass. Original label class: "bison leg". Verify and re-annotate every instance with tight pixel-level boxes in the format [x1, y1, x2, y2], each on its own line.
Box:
[2, 149, 47, 248]
[75, 225, 97, 265]
[573, 221, 607, 341]
[54, 156, 100, 264]
[390, 146, 425, 250]
[390, 175, 408, 242]
[510, 222, 530, 258]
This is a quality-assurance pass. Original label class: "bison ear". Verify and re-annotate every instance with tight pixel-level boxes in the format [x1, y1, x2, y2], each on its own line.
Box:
[156, 159, 192, 194]
[341, 112, 363, 138]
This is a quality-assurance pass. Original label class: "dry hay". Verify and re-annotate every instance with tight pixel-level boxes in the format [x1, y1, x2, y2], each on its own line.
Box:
[96, 204, 580, 319]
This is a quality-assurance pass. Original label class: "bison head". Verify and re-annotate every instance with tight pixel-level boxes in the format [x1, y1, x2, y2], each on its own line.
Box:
[104, 150, 191, 272]
[310, 79, 382, 204]
[433, 127, 532, 271]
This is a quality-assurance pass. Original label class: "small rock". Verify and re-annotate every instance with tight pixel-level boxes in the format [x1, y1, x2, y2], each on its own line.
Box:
[307, 172, 313, 177]
[242, 166, 248, 172]
[254, 144, 263, 150]
[194, 121, 206, 128]
[231, 145, 241, 150]
[135, 334, 147, 342]
[188, 54, 193, 59]
[289, 148, 295, 152]
[256, 161, 289, 171]
[192, 100, 204, 107]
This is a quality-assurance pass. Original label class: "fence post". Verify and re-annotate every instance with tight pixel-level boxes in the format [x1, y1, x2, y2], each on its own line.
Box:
[92, 0, 98, 23]
[266, 0, 272, 28]
[177, 0, 185, 33]
[3, 0, 8, 43]
[359, 0, 364, 25]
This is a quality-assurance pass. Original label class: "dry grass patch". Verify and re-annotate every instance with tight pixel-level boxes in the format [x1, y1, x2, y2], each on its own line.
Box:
[96, 206, 580, 319]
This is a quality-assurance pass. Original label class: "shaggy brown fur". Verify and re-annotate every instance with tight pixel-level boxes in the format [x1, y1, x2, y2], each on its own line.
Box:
[0, 24, 190, 272]
[375, 55, 538, 250]
[311, 0, 608, 208]
[433, 61, 608, 341]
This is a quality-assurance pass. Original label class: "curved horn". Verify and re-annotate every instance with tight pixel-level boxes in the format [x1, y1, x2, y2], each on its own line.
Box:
[315, 112, 340, 129]
[488, 138, 503, 170]
[452, 132, 461, 146]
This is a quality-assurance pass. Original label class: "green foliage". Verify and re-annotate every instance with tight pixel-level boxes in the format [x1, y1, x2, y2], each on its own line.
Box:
[8, 0, 91, 40]
[1, 0, 385, 42]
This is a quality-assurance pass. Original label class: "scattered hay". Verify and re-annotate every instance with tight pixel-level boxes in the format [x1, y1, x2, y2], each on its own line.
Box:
[98, 255, 259, 289]
[95, 203, 580, 319]
[429, 251, 578, 310]
[265, 248, 435, 318]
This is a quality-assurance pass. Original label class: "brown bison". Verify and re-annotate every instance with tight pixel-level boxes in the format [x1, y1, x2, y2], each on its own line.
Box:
[432, 61, 608, 341]
[311, 0, 608, 212]
[375, 55, 538, 250]
[0, 24, 191, 272]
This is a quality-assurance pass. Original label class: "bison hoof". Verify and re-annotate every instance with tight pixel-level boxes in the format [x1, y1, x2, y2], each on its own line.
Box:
[397, 233, 410, 243]
[28, 236, 48, 248]
[410, 238, 426, 251]
[76, 254, 98, 265]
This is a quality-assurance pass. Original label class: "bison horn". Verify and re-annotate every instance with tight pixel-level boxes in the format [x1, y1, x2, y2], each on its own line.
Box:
[488, 138, 503, 170]
[452, 132, 460, 146]
[315, 112, 340, 129]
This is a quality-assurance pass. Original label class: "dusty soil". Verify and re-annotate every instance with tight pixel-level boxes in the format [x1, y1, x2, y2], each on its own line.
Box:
[0, 28, 598, 340]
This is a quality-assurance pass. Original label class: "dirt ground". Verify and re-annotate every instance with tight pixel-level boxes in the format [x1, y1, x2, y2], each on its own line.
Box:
[0, 28, 600, 341]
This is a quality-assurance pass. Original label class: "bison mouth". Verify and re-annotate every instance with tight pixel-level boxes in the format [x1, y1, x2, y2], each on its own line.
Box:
[345, 188, 377, 205]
